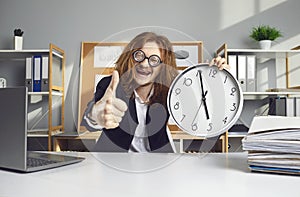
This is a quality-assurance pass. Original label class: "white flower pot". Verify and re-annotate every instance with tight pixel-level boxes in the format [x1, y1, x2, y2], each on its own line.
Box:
[14, 36, 23, 50]
[259, 40, 272, 50]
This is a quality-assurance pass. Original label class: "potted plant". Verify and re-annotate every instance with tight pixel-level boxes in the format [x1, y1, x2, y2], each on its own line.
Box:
[249, 25, 283, 49]
[14, 28, 24, 50]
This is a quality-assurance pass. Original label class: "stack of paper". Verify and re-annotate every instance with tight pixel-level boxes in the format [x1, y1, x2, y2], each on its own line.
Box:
[242, 116, 300, 175]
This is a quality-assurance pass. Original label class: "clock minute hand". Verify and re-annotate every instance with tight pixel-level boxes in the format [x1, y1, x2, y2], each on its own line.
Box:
[198, 70, 210, 120]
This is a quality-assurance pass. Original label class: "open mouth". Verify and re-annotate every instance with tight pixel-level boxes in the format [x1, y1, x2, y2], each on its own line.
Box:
[135, 65, 152, 77]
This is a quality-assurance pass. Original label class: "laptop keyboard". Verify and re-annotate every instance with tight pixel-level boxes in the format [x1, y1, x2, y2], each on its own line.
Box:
[27, 157, 58, 168]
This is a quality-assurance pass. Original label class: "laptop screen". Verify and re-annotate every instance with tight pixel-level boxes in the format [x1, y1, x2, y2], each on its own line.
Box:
[0, 87, 28, 170]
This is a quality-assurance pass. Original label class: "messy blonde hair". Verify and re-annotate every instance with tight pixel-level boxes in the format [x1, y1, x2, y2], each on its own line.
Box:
[115, 32, 178, 106]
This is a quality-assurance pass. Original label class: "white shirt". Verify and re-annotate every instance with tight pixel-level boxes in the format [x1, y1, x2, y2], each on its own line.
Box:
[129, 89, 176, 153]
[128, 89, 152, 153]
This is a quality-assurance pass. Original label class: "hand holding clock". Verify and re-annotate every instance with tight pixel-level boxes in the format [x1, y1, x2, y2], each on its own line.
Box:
[209, 56, 230, 70]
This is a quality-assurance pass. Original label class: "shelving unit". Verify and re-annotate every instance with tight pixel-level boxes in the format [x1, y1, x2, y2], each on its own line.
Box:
[217, 44, 300, 90]
[216, 44, 300, 151]
[0, 44, 65, 151]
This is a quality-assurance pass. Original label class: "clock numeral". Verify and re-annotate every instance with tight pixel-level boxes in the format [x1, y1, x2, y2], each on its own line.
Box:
[174, 88, 181, 96]
[192, 123, 198, 131]
[230, 87, 237, 96]
[180, 114, 186, 122]
[208, 68, 217, 78]
[224, 76, 228, 84]
[207, 123, 213, 132]
[230, 103, 237, 111]
[183, 77, 192, 86]
[174, 102, 180, 110]
[223, 117, 228, 124]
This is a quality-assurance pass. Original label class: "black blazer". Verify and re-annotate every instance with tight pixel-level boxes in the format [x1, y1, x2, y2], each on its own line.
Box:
[82, 76, 173, 153]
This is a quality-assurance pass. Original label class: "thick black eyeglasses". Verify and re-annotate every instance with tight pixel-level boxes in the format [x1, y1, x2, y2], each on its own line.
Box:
[132, 50, 162, 67]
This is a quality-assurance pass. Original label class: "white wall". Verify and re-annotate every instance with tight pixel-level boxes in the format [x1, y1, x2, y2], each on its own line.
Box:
[0, 0, 299, 131]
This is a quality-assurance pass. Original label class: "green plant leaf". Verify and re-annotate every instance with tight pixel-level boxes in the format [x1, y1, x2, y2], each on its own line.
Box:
[249, 25, 282, 41]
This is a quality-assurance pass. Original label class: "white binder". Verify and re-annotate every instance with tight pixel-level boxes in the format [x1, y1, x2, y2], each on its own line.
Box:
[228, 55, 237, 79]
[25, 57, 32, 91]
[237, 55, 247, 91]
[42, 56, 49, 91]
[246, 55, 256, 92]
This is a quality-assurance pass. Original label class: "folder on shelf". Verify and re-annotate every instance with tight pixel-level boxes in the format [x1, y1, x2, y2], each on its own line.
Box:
[246, 55, 256, 92]
[25, 57, 33, 92]
[237, 55, 247, 91]
[269, 97, 286, 116]
[228, 55, 237, 79]
[296, 98, 300, 117]
[272, 97, 295, 117]
[33, 55, 42, 92]
[41, 56, 49, 92]
[286, 97, 296, 117]
[268, 97, 276, 115]
[275, 97, 286, 116]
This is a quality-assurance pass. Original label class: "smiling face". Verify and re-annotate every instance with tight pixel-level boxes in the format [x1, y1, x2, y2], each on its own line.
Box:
[133, 42, 162, 86]
[115, 32, 178, 105]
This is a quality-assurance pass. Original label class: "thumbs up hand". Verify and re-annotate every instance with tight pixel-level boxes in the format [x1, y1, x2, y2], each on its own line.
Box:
[91, 70, 128, 129]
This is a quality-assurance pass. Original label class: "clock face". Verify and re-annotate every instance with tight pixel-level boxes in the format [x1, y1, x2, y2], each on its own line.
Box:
[167, 63, 243, 138]
[0, 78, 6, 88]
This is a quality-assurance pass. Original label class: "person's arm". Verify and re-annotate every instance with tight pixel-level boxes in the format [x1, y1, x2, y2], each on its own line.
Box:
[81, 100, 103, 131]
[82, 71, 128, 131]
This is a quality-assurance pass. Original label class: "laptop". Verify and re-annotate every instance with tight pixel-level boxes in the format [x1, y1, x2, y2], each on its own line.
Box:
[0, 87, 84, 172]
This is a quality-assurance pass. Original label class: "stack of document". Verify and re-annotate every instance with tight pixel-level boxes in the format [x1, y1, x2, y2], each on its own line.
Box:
[242, 116, 300, 175]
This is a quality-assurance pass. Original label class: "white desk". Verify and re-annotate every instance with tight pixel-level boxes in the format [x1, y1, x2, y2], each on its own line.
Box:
[0, 152, 299, 197]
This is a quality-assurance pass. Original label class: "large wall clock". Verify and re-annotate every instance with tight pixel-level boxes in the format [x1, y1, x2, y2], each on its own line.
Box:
[167, 63, 243, 138]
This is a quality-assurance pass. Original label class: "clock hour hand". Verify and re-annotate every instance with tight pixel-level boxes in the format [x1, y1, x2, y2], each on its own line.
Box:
[197, 70, 210, 120]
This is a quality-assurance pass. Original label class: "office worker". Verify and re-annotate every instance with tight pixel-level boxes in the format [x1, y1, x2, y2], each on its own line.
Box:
[82, 32, 228, 153]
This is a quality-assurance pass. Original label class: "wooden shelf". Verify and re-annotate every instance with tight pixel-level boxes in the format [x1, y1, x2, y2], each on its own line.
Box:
[0, 44, 65, 151]
[28, 91, 63, 96]
[227, 49, 300, 58]
[27, 130, 63, 137]
[243, 91, 300, 100]
[53, 131, 101, 151]
[169, 124, 228, 153]
[228, 132, 247, 138]
[0, 49, 63, 59]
